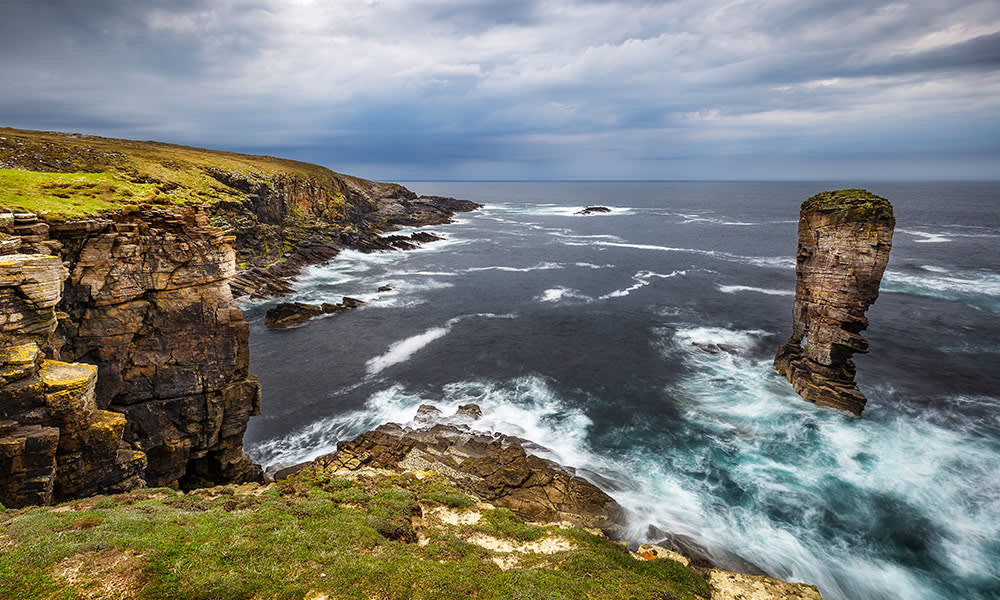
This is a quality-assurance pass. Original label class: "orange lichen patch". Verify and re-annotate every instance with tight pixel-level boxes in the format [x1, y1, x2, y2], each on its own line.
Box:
[38, 360, 97, 391]
[0, 342, 40, 367]
[632, 543, 691, 567]
[53, 548, 147, 600]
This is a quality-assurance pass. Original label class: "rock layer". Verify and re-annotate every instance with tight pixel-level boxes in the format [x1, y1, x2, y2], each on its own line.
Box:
[1, 252, 145, 507]
[774, 189, 894, 415]
[309, 404, 627, 532]
[49, 208, 262, 488]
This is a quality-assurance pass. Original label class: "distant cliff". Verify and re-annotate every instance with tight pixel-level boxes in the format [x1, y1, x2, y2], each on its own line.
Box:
[774, 189, 894, 415]
[1, 128, 477, 507]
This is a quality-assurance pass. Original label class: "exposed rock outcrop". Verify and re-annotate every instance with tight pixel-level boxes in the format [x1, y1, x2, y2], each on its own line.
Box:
[263, 296, 365, 329]
[49, 208, 262, 488]
[309, 404, 626, 532]
[2, 207, 262, 506]
[1, 251, 145, 508]
[774, 189, 894, 416]
[576, 206, 612, 215]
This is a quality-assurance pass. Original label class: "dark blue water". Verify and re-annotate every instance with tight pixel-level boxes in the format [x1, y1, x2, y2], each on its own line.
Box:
[243, 182, 1000, 600]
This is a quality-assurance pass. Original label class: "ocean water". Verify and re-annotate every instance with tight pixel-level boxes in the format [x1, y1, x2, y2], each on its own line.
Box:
[242, 181, 1000, 600]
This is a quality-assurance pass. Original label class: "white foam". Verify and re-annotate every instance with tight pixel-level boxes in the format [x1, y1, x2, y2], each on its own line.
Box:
[899, 229, 953, 243]
[467, 262, 565, 273]
[366, 325, 453, 375]
[586, 241, 794, 270]
[600, 270, 686, 299]
[538, 287, 591, 303]
[365, 313, 517, 375]
[492, 204, 635, 217]
[719, 285, 795, 296]
[883, 269, 1000, 301]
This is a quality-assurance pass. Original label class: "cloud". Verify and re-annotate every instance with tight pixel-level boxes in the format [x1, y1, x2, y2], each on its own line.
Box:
[1, 0, 998, 179]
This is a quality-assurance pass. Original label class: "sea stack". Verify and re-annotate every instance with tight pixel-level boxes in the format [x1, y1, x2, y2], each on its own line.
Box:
[775, 189, 895, 416]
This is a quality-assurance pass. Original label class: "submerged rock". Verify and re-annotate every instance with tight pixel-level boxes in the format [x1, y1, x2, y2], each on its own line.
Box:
[774, 189, 894, 416]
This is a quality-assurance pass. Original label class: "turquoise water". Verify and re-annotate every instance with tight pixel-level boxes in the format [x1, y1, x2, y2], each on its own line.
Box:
[244, 182, 1000, 600]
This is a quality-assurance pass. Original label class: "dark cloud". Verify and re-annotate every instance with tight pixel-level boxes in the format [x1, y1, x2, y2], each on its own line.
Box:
[1, 0, 998, 179]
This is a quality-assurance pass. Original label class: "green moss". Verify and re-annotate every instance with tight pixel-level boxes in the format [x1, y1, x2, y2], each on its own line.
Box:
[802, 189, 892, 218]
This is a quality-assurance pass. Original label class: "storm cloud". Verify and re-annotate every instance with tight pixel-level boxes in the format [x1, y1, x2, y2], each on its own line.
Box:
[1, 0, 998, 179]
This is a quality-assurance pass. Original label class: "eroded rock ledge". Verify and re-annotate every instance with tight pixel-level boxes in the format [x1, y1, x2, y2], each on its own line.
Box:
[774, 189, 894, 415]
[308, 403, 627, 533]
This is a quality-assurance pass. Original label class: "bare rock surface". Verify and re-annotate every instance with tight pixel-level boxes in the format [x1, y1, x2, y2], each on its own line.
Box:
[774, 189, 894, 415]
[309, 404, 627, 532]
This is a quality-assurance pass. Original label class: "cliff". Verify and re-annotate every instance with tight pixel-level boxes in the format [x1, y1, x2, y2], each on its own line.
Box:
[0, 127, 479, 298]
[774, 189, 895, 415]
[1, 128, 478, 506]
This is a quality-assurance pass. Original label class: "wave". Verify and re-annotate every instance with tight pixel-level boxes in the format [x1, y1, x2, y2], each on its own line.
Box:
[493, 204, 636, 217]
[646, 325, 1000, 600]
[899, 228, 1000, 243]
[248, 375, 601, 480]
[600, 270, 686, 299]
[718, 285, 794, 296]
[883, 268, 1000, 309]
[365, 313, 517, 375]
[899, 229, 953, 243]
[537, 287, 591, 303]
[467, 262, 565, 273]
[675, 212, 759, 226]
[585, 240, 794, 270]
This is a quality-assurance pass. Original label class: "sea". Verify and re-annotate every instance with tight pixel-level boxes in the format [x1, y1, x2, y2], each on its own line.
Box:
[241, 181, 1000, 600]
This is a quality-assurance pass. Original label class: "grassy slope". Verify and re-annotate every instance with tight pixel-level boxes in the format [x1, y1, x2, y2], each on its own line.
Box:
[0, 127, 385, 220]
[0, 469, 710, 600]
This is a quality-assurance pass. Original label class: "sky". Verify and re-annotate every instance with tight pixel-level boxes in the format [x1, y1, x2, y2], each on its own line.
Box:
[1, 0, 999, 181]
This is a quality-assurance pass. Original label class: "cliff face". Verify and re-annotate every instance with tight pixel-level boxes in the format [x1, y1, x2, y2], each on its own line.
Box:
[50, 208, 262, 488]
[774, 190, 894, 415]
[1, 249, 146, 507]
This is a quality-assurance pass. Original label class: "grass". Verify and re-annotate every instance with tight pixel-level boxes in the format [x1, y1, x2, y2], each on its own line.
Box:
[0, 470, 712, 600]
[0, 169, 164, 219]
[0, 127, 399, 221]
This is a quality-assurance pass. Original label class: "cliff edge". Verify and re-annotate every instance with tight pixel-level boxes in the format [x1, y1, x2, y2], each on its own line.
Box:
[774, 189, 894, 415]
[1, 128, 478, 506]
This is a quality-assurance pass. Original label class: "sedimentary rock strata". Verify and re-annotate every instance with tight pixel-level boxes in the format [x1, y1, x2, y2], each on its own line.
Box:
[49, 208, 262, 488]
[0, 253, 146, 507]
[309, 404, 627, 532]
[774, 189, 894, 415]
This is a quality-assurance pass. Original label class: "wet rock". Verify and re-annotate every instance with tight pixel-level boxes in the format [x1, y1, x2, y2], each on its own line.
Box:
[576, 206, 612, 215]
[265, 296, 365, 329]
[309, 404, 626, 532]
[340, 297, 364, 309]
[377, 284, 392, 293]
[264, 302, 324, 328]
[775, 190, 894, 416]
